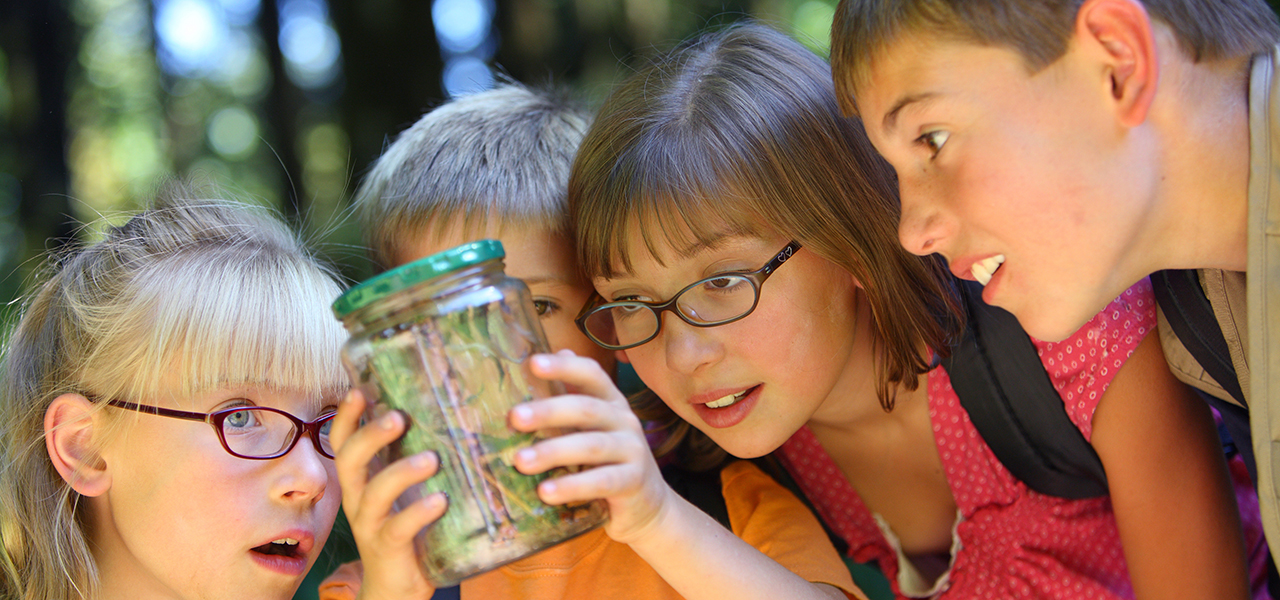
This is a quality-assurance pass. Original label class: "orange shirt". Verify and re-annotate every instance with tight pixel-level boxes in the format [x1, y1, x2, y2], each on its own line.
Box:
[318, 461, 860, 599]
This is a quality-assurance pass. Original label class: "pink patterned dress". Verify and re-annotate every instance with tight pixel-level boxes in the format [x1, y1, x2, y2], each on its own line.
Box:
[778, 279, 1263, 599]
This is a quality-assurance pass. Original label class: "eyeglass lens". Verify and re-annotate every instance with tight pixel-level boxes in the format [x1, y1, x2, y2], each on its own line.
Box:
[582, 274, 757, 347]
[220, 408, 334, 458]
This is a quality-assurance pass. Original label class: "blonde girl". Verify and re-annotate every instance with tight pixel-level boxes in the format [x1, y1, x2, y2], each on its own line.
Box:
[0, 183, 348, 600]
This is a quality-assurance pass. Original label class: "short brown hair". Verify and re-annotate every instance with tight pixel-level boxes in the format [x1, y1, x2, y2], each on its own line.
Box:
[831, 0, 1280, 115]
[569, 22, 960, 412]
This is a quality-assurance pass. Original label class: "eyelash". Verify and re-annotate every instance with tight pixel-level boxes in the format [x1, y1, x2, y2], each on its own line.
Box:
[916, 130, 949, 158]
[219, 398, 256, 410]
[533, 299, 561, 317]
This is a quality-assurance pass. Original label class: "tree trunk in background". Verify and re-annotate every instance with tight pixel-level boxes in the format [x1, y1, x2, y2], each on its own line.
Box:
[0, 0, 76, 254]
[329, 0, 443, 178]
[258, 0, 306, 219]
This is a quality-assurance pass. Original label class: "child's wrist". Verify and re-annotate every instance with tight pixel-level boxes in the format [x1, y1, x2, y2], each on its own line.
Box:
[619, 484, 695, 550]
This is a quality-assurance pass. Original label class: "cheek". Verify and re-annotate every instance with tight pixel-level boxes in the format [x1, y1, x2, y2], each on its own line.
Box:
[956, 151, 1061, 240]
[109, 453, 256, 550]
[319, 465, 343, 519]
[619, 345, 666, 392]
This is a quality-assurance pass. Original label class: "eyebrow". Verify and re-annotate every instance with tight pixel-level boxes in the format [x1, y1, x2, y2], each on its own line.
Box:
[603, 231, 741, 282]
[521, 275, 581, 288]
[670, 225, 764, 260]
[673, 238, 724, 260]
[882, 92, 940, 135]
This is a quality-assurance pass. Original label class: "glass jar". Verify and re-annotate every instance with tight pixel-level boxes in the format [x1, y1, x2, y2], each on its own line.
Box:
[332, 240, 608, 587]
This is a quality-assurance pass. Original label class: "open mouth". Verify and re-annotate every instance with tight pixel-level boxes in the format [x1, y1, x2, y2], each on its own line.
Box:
[705, 385, 758, 409]
[251, 538, 303, 559]
[971, 254, 1005, 286]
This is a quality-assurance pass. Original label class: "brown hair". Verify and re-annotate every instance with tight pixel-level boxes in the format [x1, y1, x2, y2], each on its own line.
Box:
[569, 22, 960, 460]
[831, 0, 1280, 115]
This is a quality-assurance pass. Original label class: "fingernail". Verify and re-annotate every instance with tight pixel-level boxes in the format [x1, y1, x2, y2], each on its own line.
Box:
[512, 405, 532, 423]
[517, 448, 536, 464]
[531, 355, 550, 370]
[380, 411, 399, 430]
[539, 481, 557, 497]
[410, 452, 430, 468]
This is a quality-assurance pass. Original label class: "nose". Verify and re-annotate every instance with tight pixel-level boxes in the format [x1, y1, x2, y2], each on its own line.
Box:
[660, 312, 723, 375]
[271, 436, 331, 506]
[896, 175, 954, 256]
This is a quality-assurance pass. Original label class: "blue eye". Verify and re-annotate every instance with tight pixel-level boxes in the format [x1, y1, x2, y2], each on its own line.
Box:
[225, 409, 259, 429]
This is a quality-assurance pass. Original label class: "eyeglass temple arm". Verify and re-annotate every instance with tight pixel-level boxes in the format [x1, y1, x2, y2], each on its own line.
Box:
[760, 241, 802, 277]
[105, 398, 213, 423]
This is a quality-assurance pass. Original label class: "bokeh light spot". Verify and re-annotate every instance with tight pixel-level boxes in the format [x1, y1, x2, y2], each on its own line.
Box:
[207, 106, 260, 159]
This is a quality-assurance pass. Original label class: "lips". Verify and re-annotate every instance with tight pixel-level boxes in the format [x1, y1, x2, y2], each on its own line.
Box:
[691, 385, 762, 429]
[250, 531, 314, 577]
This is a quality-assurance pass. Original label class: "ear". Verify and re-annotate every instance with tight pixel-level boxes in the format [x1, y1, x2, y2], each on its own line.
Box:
[45, 394, 111, 497]
[850, 271, 865, 290]
[1076, 0, 1159, 127]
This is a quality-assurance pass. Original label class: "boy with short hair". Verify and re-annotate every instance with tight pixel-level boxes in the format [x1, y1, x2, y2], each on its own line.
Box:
[829, 0, 1280, 567]
[318, 82, 861, 600]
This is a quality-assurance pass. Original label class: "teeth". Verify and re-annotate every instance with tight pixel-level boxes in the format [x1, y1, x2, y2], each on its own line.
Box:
[706, 389, 749, 409]
[971, 254, 1005, 286]
[272, 538, 299, 546]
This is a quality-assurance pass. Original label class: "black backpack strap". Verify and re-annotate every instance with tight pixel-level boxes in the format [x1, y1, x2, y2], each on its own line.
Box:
[941, 279, 1109, 499]
[661, 462, 732, 528]
[1150, 269, 1246, 406]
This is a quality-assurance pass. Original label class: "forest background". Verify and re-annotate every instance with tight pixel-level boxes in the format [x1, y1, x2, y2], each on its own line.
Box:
[0, 0, 849, 324]
[5, 1, 1279, 599]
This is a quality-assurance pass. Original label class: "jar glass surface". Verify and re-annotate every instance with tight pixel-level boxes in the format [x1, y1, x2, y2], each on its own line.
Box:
[336, 245, 608, 586]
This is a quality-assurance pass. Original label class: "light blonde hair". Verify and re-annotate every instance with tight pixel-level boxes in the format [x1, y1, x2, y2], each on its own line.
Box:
[0, 180, 348, 600]
[353, 82, 591, 270]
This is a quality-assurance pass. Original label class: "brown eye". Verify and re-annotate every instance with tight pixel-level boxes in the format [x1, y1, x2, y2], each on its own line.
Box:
[533, 299, 560, 316]
[917, 130, 950, 157]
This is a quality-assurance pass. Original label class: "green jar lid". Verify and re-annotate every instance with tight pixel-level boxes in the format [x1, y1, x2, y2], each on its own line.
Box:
[332, 239, 505, 318]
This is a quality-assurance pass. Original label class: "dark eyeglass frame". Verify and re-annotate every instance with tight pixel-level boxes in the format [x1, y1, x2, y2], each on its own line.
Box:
[575, 240, 802, 351]
[103, 398, 337, 460]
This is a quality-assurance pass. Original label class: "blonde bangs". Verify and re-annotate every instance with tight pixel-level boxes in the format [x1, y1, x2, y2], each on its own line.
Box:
[96, 247, 347, 405]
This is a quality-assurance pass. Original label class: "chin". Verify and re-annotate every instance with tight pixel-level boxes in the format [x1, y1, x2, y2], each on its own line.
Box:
[1013, 302, 1099, 343]
[707, 432, 785, 460]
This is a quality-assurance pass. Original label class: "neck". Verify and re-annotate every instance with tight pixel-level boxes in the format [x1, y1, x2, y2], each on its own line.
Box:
[1145, 53, 1252, 273]
[805, 291, 933, 435]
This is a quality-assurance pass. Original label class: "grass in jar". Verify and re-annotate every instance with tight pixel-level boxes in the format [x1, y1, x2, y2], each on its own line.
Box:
[364, 302, 593, 562]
